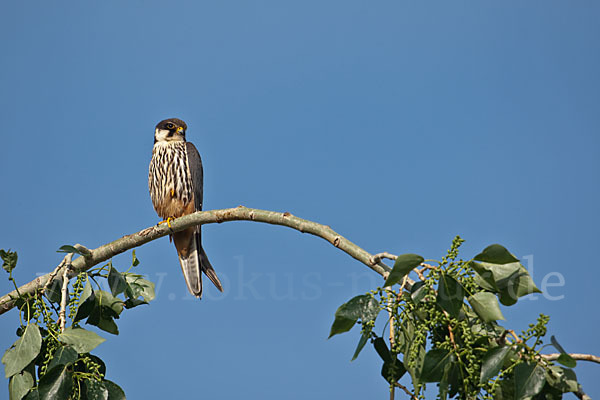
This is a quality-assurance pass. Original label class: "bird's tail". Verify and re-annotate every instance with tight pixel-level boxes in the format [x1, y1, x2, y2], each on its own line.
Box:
[174, 228, 223, 298]
[199, 244, 223, 293]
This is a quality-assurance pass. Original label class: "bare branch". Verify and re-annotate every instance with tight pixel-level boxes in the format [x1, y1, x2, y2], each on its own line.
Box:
[57, 254, 72, 333]
[394, 382, 418, 400]
[542, 353, 600, 364]
[43, 255, 69, 293]
[574, 385, 592, 400]
[0, 207, 394, 315]
[371, 252, 397, 265]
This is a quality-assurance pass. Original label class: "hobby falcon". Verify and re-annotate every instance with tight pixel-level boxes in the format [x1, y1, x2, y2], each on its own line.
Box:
[148, 118, 223, 298]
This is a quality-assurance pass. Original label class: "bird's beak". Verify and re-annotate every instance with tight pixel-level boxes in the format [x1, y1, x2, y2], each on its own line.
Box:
[177, 127, 184, 134]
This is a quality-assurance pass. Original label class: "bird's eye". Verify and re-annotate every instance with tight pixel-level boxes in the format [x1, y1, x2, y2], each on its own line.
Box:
[166, 123, 174, 129]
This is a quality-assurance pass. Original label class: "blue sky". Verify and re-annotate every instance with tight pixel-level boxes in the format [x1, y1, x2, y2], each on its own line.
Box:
[1, 1, 598, 398]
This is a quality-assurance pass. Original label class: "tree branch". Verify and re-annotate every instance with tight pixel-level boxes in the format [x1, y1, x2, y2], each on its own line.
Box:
[574, 385, 592, 400]
[542, 353, 600, 364]
[0, 206, 393, 315]
[57, 255, 72, 333]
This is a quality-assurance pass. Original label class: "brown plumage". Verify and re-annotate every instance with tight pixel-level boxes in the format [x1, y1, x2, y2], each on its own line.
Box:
[148, 118, 223, 298]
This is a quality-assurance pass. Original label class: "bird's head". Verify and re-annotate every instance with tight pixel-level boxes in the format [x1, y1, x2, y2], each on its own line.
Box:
[154, 118, 188, 143]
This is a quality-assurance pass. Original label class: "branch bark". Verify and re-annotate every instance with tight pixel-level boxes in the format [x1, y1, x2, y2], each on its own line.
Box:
[0, 206, 392, 315]
[542, 353, 600, 364]
[58, 257, 71, 333]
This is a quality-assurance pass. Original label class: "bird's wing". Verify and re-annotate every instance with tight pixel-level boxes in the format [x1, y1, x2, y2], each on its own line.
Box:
[185, 142, 204, 212]
[184, 141, 223, 293]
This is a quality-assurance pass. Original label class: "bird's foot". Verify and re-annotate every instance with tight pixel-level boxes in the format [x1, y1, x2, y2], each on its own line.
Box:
[158, 217, 174, 229]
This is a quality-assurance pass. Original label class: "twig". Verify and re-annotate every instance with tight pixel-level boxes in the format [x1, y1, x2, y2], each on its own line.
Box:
[506, 329, 522, 344]
[387, 287, 395, 348]
[0, 207, 396, 315]
[394, 382, 418, 400]
[43, 255, 69, 293]
[372, 252, 397, 265]
[73, 244, 92, 258]
[400, 276, 409, 293]
[448, 324, 458, 352]
[57, 254, 72, 333]
[542, 353, 600, 364]
[574, 384, 592, 400]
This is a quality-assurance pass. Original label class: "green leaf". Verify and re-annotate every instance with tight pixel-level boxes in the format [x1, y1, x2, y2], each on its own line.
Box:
[471, 261, 519, 284]
[103, 380, 126, 400]
[23, 388, 39, 400]
[557, 353, 576, 369]
[471, 261, 540, 305]
[132, 250, 140, 267]
[9, 370, 34, 400]
[533, 382, 564, 400]
[406, 343, 426, 386]
[420, 348, 453, 383]
[436, 274, 464, 318]
[74, 282, 96, 322]
[514, 362, 546, 399]
[474, 244, 519, 264]
[45, 278, 65, 304]
[373, 337, 392, 363]
[351, 332, 369, 361]
[498, 265, 541, 304]
[96, 290, 124, 315]
[381, 359, 406, 384]
[86, 379, 109, 400]
[23, 389, 39, 400]
[468, 292, 505, 322]
[498, 288, 518, 306]
[470, 262, 499, 292]
[79, 277, 92, 303]
[2, 324, 42, 378]
[410, 281, 428, 303]
[328, 295, 380, 338]
[383, 254, 424, 287]
[58, 327, 105, 353]
[399, 318, 416, 348]
[560, 368, 579, 393]
[495, 376, 516, 400]
[545, 366, 579, 393]
[86, 302, 120, 335]
[38, 365, 72, 400]
[47, 346, 78, 371]
[108, 266, 128, 297]
[96, 316, 119, 335]
[480, 346, 511, 383]
[445, 363, 461, 398]
[328, 317, 355, 338]
[123, 298, 148, 309]
[124, 274, 155, 302]
[56, 245, 83, 255]
[1, 249, 18, 273]
[550, 336, 576, 368]
[550, 335, 567, 354]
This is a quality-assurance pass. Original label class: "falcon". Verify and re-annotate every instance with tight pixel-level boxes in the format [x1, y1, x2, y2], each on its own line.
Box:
[148, 118, 223, 298]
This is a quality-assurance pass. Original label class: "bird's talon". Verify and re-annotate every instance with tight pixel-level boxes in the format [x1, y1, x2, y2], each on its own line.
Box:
[158, 217, 174, 229]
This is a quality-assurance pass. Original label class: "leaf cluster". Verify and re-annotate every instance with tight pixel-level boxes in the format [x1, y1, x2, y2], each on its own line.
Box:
[329, 238, 582, 399]
[2, 248, 153, 399]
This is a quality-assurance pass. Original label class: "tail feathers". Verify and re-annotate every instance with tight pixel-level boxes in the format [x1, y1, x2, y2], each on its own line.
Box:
[175, 228, 222, 298]
[200, 246, 223, 292]
[178, 245, 203, 298]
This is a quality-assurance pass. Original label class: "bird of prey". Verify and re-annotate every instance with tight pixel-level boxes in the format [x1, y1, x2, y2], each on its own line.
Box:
[148, 118, 223, 298]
